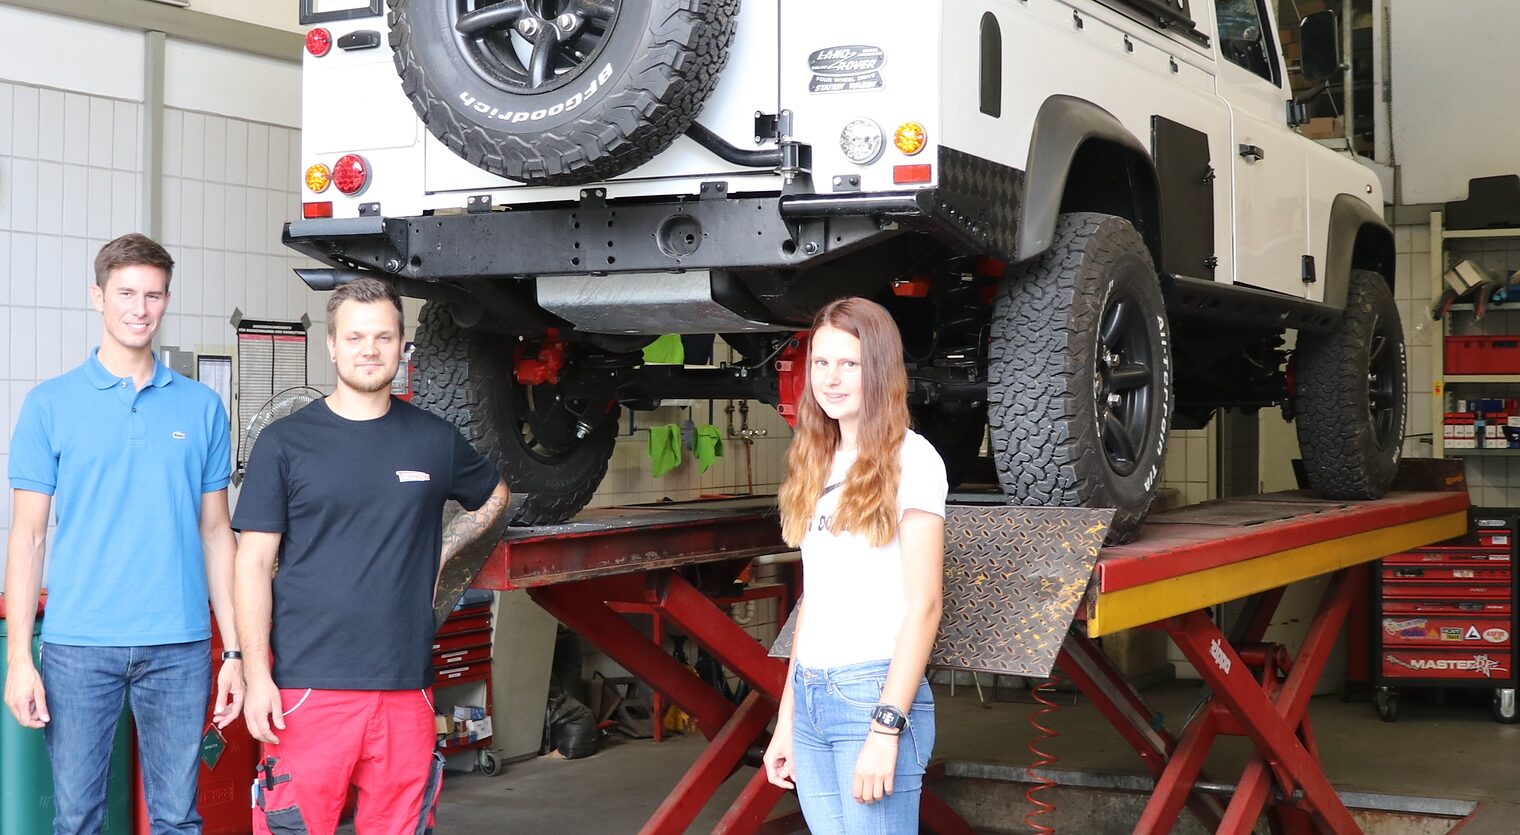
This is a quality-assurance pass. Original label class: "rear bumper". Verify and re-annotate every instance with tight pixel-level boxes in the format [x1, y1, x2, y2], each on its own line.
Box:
[282, 147, 1026, 285]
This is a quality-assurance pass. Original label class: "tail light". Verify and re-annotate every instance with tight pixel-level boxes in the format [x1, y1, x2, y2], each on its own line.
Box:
[304, 163, 332, 193]
[893, 122, 927, 156]
[306, 28, 333, 57]
[332, 154, 369, 195]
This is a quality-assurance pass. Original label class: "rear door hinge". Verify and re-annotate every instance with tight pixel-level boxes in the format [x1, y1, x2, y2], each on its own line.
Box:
[1301, 254, 1317, 284]
[756, 110, 810, 179]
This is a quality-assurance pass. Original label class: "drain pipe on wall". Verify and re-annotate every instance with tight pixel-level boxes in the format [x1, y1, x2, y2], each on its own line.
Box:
[142, 30, 166, 239]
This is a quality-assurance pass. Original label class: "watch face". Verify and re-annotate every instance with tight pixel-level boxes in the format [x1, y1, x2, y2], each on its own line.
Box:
[872, 704, 906, 729]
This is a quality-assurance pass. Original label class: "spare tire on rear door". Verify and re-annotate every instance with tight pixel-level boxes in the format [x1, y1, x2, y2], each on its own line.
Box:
[389, 0, 739, 185]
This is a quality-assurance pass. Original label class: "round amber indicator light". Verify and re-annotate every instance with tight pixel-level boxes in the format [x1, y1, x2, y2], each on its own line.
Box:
[305, 163, 332, 194]
[894, 122, 927, 156]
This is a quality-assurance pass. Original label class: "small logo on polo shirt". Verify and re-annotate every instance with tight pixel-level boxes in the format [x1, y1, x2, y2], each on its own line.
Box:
[172, 431, 187, 440]
[396, 470, 431, 483]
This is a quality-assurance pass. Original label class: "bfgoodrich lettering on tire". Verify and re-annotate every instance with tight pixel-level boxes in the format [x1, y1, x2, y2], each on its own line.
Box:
[1294, 270, 1406, 500]
[411, 301, 618, 525]
[987, 212, 1172, 544]
[389, 0, 738, 185]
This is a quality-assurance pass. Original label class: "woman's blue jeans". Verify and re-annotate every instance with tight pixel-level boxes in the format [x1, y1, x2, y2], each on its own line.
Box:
[41, 640, 211, 835]
[790, 659, 936, 834]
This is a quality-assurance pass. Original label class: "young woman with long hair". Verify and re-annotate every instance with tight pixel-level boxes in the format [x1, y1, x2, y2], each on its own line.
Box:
[763, 297, 948, 832]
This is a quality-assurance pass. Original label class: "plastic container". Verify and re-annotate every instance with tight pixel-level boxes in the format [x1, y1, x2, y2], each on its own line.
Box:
[1444, 335, 1520, 375]
[0, 593, 133, 834]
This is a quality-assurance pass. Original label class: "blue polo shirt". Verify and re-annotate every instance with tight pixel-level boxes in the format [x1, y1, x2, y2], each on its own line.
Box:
[8, 349, 232, 646]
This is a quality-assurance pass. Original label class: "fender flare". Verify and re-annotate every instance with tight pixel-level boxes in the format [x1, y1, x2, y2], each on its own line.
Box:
[1323, 193, 1394, 310]
[1019, 95, 1157, 260]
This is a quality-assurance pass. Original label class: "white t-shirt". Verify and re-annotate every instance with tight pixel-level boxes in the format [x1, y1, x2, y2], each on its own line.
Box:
[795, 431, 948, 669]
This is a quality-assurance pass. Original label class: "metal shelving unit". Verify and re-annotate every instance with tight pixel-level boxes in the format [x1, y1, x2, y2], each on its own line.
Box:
[1430, 210, 1520, 458]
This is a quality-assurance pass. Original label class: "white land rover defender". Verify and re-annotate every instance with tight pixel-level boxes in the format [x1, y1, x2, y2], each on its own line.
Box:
[285, 0, 1404, 541]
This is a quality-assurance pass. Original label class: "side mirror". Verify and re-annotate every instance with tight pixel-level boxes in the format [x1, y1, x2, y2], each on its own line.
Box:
[1299, 10, 1341, 81]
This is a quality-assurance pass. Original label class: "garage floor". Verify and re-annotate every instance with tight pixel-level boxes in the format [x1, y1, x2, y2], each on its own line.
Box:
[387, 679, 1519, 834]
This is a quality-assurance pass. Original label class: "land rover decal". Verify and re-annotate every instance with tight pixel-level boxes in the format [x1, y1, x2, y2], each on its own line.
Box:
[808, 45, 885, 93]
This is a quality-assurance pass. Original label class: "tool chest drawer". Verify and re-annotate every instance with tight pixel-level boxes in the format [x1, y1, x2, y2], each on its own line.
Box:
[1383, 548, 1509, 567]
[437, 610, 492, 637]
[432, 630, 491, 655]
[1383, 600, 1512, 615]
[1380, 582, 1511, 599]
[1380, 615, 1512, 647]
[1382, 564, 1511, 582]
[1381, 648, 1513, 681]
[433, 644, 491, 670]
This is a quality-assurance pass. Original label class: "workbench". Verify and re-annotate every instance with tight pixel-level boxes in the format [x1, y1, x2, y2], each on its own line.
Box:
[465, 488, 1468, 835]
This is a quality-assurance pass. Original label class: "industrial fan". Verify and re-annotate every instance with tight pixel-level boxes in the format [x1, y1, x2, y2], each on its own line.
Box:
[234, 386, 324, 485]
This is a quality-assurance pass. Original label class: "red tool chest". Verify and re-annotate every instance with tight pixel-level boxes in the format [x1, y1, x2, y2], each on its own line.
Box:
[1374, 510, 1519, 722]
[432, 600, 502, 774]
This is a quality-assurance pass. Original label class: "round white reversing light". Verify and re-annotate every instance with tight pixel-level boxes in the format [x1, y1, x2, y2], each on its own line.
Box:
[839, 119, 885, 165]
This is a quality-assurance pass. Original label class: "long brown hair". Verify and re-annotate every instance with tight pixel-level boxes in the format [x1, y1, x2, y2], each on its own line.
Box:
[779, 297, 909, 547]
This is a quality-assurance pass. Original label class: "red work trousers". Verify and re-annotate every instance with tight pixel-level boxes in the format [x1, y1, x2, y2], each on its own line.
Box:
[252, 688, 442, 835]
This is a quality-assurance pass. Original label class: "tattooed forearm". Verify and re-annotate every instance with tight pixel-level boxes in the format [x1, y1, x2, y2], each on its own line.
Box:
[440, 486, 511, 568]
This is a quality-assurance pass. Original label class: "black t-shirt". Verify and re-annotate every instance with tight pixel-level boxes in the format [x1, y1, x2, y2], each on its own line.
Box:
[232, 397, 500, 690]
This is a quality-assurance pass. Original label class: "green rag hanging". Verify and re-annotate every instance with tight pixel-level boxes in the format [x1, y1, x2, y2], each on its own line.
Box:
[649, 423, 683, 477]
[642, 334, 685, 365]
[692, 424, 725, 473]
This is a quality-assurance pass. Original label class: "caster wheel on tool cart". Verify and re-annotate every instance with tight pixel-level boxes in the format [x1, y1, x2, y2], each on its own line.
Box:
[1374, 687, 1399, 722]
[477, 749, 503, 776]
[1492, 689, 1518, 724]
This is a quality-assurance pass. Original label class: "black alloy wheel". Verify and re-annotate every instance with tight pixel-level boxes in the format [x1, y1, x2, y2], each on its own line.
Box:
[452, 0, 618, 92]
[1095, 293, 1157, 478]
[1366, 327, 1400, 452]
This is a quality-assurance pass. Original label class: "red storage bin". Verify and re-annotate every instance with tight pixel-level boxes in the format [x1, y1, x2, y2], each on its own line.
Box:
[1444, 335, 1520, 374]
[132, 618, 259, 835]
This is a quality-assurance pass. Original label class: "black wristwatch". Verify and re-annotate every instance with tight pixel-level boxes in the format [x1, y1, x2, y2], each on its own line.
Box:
[871, 704, 907, 732]
[221, 650, 243, 662]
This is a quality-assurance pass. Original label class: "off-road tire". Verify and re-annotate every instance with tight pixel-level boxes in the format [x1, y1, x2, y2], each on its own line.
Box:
[389, 0, 738, 185]
[987, 213, 1172, 544]
[412, 301, 618, 525]
[1294, 270, 1406, 500]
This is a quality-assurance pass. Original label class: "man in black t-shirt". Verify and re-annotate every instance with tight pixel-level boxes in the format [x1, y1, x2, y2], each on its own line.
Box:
[233, 278, 509, 835]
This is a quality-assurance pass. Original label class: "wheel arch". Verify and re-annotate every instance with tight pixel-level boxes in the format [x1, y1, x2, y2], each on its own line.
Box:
[1020, 95, 1163, 268]
[1324, 194, 1395, 309]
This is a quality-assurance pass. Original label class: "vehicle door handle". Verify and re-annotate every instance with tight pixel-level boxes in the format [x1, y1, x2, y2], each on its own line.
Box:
[1238, 143, 1265, 162]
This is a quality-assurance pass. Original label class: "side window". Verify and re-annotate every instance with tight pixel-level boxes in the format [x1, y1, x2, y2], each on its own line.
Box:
[1215, 0, 1278, 84]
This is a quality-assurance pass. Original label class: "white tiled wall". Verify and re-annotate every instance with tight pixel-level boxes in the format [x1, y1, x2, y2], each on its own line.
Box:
[157, 107, 334, 392]
[586, 343, 794, 510]
[0, 81, 147, 570]
[0, 10, 313, 571]
[1160, 427, 1217, 508]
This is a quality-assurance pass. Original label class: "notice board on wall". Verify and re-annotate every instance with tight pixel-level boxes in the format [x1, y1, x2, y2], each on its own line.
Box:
[236, 319, 309, 471]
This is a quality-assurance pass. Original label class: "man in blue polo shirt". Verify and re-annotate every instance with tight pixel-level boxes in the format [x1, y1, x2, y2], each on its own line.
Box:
[4, 233, 243, 835]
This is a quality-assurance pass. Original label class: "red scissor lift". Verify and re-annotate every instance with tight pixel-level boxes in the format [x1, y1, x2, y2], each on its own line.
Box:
[466, 482, 1468, 834]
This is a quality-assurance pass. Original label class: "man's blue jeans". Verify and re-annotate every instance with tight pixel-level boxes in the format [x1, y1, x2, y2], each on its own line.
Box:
[791, 659, 936, 834]
[41, 640, 211, 835]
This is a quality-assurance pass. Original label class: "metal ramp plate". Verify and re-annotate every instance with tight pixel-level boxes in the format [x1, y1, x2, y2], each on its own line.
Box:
[771, 505, 1112, 678]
